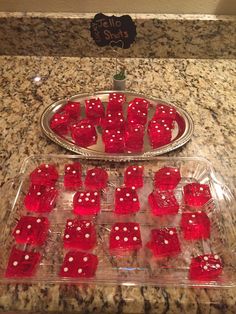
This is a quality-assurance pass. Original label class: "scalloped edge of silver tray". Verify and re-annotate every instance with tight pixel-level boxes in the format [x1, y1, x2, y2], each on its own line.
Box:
[40, 90, 194, 161]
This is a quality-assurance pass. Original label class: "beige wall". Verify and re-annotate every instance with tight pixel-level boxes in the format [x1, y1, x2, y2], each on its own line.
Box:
[0, 0, 236, 14]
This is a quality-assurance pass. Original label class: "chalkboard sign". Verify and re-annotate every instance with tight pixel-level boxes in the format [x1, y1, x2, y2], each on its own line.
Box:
[90, 13, 137, 49]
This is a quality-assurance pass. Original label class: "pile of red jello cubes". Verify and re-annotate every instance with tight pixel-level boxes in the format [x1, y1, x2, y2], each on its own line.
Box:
[6, 162, 223, 282]
[50, 93, 178, 152]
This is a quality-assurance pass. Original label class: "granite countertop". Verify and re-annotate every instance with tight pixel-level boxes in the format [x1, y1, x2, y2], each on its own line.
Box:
[0, 55, 236, 313]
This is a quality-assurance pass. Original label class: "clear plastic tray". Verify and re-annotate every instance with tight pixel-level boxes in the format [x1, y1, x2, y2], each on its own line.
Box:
[0, 155, 235, 287]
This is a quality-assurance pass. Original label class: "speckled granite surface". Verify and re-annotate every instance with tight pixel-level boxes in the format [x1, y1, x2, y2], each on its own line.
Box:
[0, 56, 236, 313]
[0, 13, 236, 59]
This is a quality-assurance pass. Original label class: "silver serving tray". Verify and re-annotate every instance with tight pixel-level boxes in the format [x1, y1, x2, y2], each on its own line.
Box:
[40, 91, 194, 160]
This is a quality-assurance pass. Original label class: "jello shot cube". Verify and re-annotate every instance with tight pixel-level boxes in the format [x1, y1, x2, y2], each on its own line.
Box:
[63, 219, 96, 250]
[30, 163, 59, 187]
[63, 101, 80, 120]
[189, 254, 223, 281]
[124, 165, 144, 188]
[71, 119, 97, 147]
[148, 190, 179, 216]
[183, 183, 212, 207]
[127, 98, 149, 125]
[73, 190, 100, 215]
[148, 120, 172, 148]
[5, 247, 41, 278]
[154, 103, 177, 121]
[147, 227, 181, 258]
[84, 167, 108, 190]
[64, 162, 82, 190]
[24, 185, 58, 213]
[103, 129, 125, 153]
[125, 123, 145, 152]
[107, 93, 126, 112]
[85, 98, 105, 124]
[181, 212, 210, 240]
[50, 112, 70, 136]
[115, 187, 140, 214]
[154, 167, 181, 191]
[13, 216, 49, 246]
[109, 222, 142, 253]
[60, 251, 98, 278]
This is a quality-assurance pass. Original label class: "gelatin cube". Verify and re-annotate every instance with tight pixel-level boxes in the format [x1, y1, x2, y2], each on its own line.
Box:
[109, 222, 142, 253]
[63, 219, 96, 250]
[73, 190, 100, 215]
[124, 165, 144, 188]
[154, 167, 181, 190]
[148, 190, 179, 216]
[59, 250, 98, 278]
[183, 183, 212, 207]
[114, 187, 140, 214]
[181, 212, 210, 240]
[147, 227, 181, 258]
[5, 247, 41, 278]
[84, 167, 108, 190]
[13, 216, 49, 246]
[189, 254, 223, 281]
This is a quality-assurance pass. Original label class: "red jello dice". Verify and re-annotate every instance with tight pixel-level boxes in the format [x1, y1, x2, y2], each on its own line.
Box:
[59, 251, 98, 278]
[73, 190, 100, 215]
[63, 219, 96, 250]
[107, 92, 126, 112]
[150, 118, 174, 130]
[183, 183, 212, 207]
[63, 101, 80, 120]
[154, 103, 177, 120]
[102, 128, 124, 142]
[115, 187, 140, 214]
[147, 227, 181, 258]
[84, 167, 108, 190]
[71, 119, 97, 147]
[102, 111, 125, 130]
[103, 129, 125, 153]
[125, 124, 145, 152]
[148, 120, 172, 148]
[109, 222, 142, 253]
[124, 165, 144, 188]
[50, 112, 69, 136]
[85, 98, 105, 124]
[24, 185, 58, 213]
[154, 167, 181, 191]
[181, 212, 210, 240]
[30, 164, 59, 187]
[189, 254, 223, 281]
[64, 162, 82, 190]
[127, 98, 149, 125]
[5, 247, 41, 278]
[13, 216, 49, 246]
[148, 190, 179, 216]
